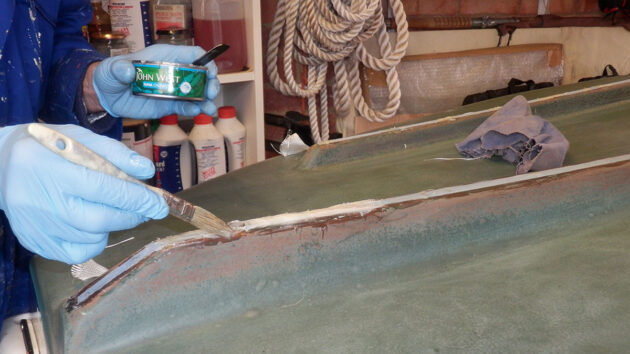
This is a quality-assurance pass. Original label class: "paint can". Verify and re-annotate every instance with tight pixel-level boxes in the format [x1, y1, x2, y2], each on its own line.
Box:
[132, 60, 207, 100]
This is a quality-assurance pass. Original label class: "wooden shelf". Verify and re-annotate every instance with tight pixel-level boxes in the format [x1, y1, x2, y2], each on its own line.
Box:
[180, 1, 264, 165]
[218, 69, 256, 84]
[214, 0, 265, 164]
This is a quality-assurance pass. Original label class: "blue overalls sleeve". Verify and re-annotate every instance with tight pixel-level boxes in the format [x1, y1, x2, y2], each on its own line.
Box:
[0, 0, 123, 332]
[40, 0, 121, 139]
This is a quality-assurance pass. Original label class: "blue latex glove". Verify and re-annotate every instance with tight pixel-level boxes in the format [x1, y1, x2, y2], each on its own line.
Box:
[93, 44, 220, 119]
[0, 124, 169, 264]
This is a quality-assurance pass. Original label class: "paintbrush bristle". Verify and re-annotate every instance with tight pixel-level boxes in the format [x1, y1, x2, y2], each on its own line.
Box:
[158, 190, 233, 237]
[71, 259, 108, 281]
[190, 205, 234, 238]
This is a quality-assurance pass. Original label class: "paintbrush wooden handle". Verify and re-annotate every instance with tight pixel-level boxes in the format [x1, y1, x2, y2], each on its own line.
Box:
[26, 124, 230, 234]
[154, 189, 195, 222]
[27, 123, 137, 183]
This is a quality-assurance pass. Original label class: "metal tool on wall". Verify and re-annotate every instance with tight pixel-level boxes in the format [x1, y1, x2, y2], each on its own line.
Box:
[387, 14, 630, 47]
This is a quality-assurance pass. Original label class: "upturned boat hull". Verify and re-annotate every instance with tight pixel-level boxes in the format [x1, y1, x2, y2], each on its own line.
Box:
[32, 76, 630, 353]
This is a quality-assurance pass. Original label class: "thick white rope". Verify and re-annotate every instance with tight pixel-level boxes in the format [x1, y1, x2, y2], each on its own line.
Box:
[267, 0, 409, 143]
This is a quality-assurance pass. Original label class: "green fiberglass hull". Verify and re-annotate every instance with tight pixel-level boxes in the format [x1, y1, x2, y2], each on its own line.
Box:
[32, 76, 630, 353]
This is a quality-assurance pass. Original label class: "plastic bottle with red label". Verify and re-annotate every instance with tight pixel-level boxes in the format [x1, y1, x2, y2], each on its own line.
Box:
[215, 106, 246, 171]
[152, 114, 194, 193]
[189, 113, 226, 183]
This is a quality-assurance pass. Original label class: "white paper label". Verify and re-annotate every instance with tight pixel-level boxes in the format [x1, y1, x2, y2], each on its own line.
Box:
[109, 0, 152, 52]
[195, 142, 226, 182]
[226, 136, 246, 171]
[153, 4, 186, 31]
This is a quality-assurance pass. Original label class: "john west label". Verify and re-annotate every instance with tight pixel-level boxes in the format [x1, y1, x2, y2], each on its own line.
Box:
[131, 61, 207, 100]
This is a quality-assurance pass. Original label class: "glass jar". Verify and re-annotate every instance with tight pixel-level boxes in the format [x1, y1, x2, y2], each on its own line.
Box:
[150, 0, 193, 41]
[90, 32, 130, 57]
[192, 0, 248, 73]
[155, 27, 193, 45]
[88, 0, 112, 34]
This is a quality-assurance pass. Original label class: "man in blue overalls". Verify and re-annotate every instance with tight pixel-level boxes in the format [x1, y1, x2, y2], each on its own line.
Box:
[0, 0, 219, 328]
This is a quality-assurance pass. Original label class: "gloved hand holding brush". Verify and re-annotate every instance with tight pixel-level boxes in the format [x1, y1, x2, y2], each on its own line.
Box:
[0, 124, 169, 264]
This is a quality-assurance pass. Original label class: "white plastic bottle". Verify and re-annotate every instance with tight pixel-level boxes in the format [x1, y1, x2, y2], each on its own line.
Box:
[152, 114, 194, 193]
[215, 106, 246, 171]
[189, 113, 226, 183]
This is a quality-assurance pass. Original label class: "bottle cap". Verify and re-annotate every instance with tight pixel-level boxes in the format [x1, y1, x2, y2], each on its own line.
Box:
[160, 114, 178, 125]
[218, 106, 236, 119]
[194, 113, 213, 125]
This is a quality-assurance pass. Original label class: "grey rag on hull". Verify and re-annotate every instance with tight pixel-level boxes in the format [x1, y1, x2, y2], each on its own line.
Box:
[456, 95, 569, 174]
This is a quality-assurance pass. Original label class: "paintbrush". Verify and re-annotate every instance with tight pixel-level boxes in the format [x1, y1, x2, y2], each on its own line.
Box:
[27, 123, 233, 237]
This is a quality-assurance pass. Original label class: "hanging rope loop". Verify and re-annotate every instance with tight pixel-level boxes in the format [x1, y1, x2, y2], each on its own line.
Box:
[267, 0, 409, 143]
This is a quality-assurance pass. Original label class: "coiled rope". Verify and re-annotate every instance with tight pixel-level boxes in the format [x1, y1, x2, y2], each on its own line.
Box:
[267, 0, 409, 143]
